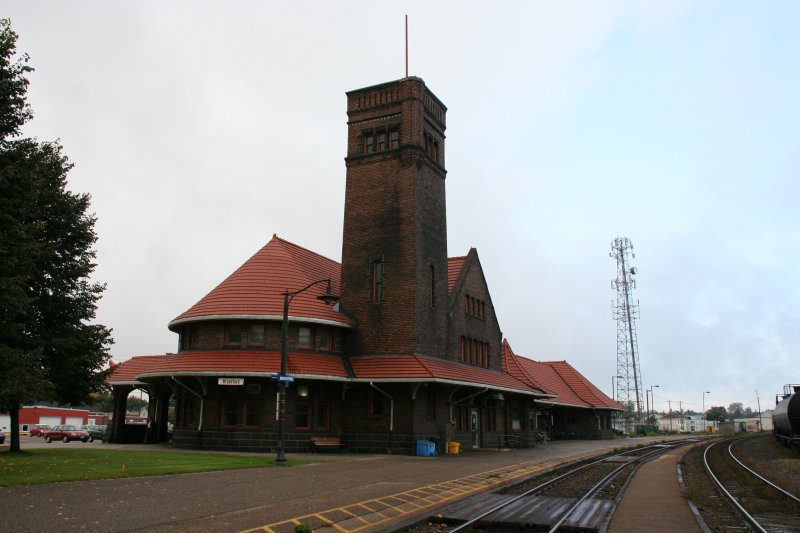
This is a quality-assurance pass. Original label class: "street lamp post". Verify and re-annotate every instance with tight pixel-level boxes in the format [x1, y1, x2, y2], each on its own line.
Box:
[702, 391, 710, 433]
[647, 385, 659, 427]
[276, 278, 339, 467]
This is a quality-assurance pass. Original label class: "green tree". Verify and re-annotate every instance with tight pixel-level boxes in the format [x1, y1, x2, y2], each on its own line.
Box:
[0, 19, 113, 452]
[705, 406, 727, 422]
[727, 402, 745, 420]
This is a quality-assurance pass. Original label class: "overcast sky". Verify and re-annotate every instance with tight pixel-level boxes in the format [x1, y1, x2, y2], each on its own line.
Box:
[6, 1, 798, 415]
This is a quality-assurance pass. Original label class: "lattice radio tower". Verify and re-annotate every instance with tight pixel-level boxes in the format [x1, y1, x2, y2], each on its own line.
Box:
[610, 237, 643, 425]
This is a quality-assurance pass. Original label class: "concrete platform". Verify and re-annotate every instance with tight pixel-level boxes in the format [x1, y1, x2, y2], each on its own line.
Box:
[0, 436, 689, 533]
[608, 443, 706, 533]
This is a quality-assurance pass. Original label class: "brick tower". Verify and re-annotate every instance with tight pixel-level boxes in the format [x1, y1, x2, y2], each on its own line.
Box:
[340, 77, 449, 357]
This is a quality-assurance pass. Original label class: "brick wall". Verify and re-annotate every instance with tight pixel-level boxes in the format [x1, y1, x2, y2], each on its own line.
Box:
[177, 320, 344, 354]
[341, 77, 449, 358]
[447, 250, 504, 370]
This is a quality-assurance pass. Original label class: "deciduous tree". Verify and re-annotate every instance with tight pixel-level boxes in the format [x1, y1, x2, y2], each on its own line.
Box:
[705, 406, 727, 422]
[0, 19, 113, 452]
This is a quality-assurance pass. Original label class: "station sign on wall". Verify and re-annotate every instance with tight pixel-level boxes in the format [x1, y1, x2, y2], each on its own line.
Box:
[218, 377, 245, 386]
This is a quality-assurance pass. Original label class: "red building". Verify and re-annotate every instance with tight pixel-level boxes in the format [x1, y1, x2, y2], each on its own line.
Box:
[107, 76, 620, 453]
[0, 406, 89, 434]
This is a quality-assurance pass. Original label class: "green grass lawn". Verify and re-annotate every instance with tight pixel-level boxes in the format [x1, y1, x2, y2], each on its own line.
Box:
[0, 447, 312, 486]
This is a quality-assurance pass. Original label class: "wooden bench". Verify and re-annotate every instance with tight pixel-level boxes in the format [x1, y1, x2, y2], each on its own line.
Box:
[310, 436, 345, 452]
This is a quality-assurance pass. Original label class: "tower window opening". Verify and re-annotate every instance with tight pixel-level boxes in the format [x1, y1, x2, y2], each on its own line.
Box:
[361, 127, 400, 155]
[371, 259, 384, 304]
[429, 264, 435, 307]
[423, 131, 440, 163]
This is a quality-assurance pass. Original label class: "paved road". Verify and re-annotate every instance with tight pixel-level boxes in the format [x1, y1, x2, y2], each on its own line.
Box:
[1, 436, 685, 532]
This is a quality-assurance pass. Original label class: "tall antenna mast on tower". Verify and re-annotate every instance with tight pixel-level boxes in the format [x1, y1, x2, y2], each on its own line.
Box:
[405, 15, 409, 78]
[610, 237, 644, 428]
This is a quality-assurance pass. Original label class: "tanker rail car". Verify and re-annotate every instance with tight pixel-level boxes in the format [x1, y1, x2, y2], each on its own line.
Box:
[773, 384, 800, 453]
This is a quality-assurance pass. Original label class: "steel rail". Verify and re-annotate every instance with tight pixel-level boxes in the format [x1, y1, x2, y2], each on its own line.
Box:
[447, 452, 606, 533]
[728, 437, 800, 504]
[448, 440, 690, 533]
[703, 439, 768, 533]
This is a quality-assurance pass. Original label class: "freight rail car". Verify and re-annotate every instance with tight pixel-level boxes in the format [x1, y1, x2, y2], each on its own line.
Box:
[773, 384, 800, 453]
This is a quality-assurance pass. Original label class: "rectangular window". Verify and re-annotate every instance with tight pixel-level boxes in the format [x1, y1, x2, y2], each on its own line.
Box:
[296, 401, 311, 430]
[226, 324, 242, 345]
[365, 134, 374, 153]
[221, 400, 239, 427]
[426, 389, 436, 418]
[369, 392, 384, 416]
[459, 337, 466, 362]
[455, 406, 469, 432]
[244, 400, 260, 427]
[377, 132, 386, 151]
[485, 408, 497, 432]
[389, 129, 399, 149]
[316, 402, 330, 431]
[248, 324, 265, 346]
[511, 410, 522, 431]
[298, 327, 312, 348]
[371, 260, 384, 304]
[316, 328, 331, 352]
[182, 397, 195, 427]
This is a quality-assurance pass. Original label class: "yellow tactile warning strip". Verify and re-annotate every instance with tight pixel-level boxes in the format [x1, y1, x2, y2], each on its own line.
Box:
[242, 452, 599, 533]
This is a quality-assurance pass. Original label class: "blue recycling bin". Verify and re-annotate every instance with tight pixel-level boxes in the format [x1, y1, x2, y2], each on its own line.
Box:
[416, 440, 436, 457]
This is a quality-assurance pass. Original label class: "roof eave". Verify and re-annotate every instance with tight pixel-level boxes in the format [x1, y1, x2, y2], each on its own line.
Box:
[168, 314, 355, 331]
[536, 399, 623, 411]
[136, 371, 350, 382]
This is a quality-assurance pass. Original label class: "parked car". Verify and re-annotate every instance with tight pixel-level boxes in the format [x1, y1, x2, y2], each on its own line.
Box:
[29, 424, 51, 437]
[0, 429, 5, 444]
[80, 424, 106, 442]
[42, 425, 90, 443]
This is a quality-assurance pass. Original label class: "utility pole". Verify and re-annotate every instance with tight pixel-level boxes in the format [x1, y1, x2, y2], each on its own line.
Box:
[668, 400, 673, 432]
[756, 390, 763, 432]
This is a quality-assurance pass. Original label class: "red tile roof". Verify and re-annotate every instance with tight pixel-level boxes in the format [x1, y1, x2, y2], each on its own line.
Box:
[543, 360, 621, 410]
[349, 354, 545, 395]
[110, 351, 554, 395]
[107, 355, 169, 384]
[501, 339, 621, 410]
[169, 235, 351, 330]
[108, 350, 349, 384]
[501, 340, 554, 395]
[447, 256, 467, 293]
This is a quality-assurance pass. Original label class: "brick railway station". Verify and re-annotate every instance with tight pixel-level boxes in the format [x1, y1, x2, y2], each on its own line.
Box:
[107, 75, 620, 456]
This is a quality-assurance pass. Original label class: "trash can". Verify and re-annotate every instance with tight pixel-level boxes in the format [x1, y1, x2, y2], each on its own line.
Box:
[416, 440, 436, 457]
[447, 441, 461, 454]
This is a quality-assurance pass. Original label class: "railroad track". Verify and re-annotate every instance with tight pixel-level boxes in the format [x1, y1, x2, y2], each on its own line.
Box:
[703, 435, 800, 532]
[411, 438, 698, 532]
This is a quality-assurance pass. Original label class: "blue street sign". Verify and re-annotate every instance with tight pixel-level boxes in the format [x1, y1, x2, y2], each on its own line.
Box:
[272, 374, 295, 383]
